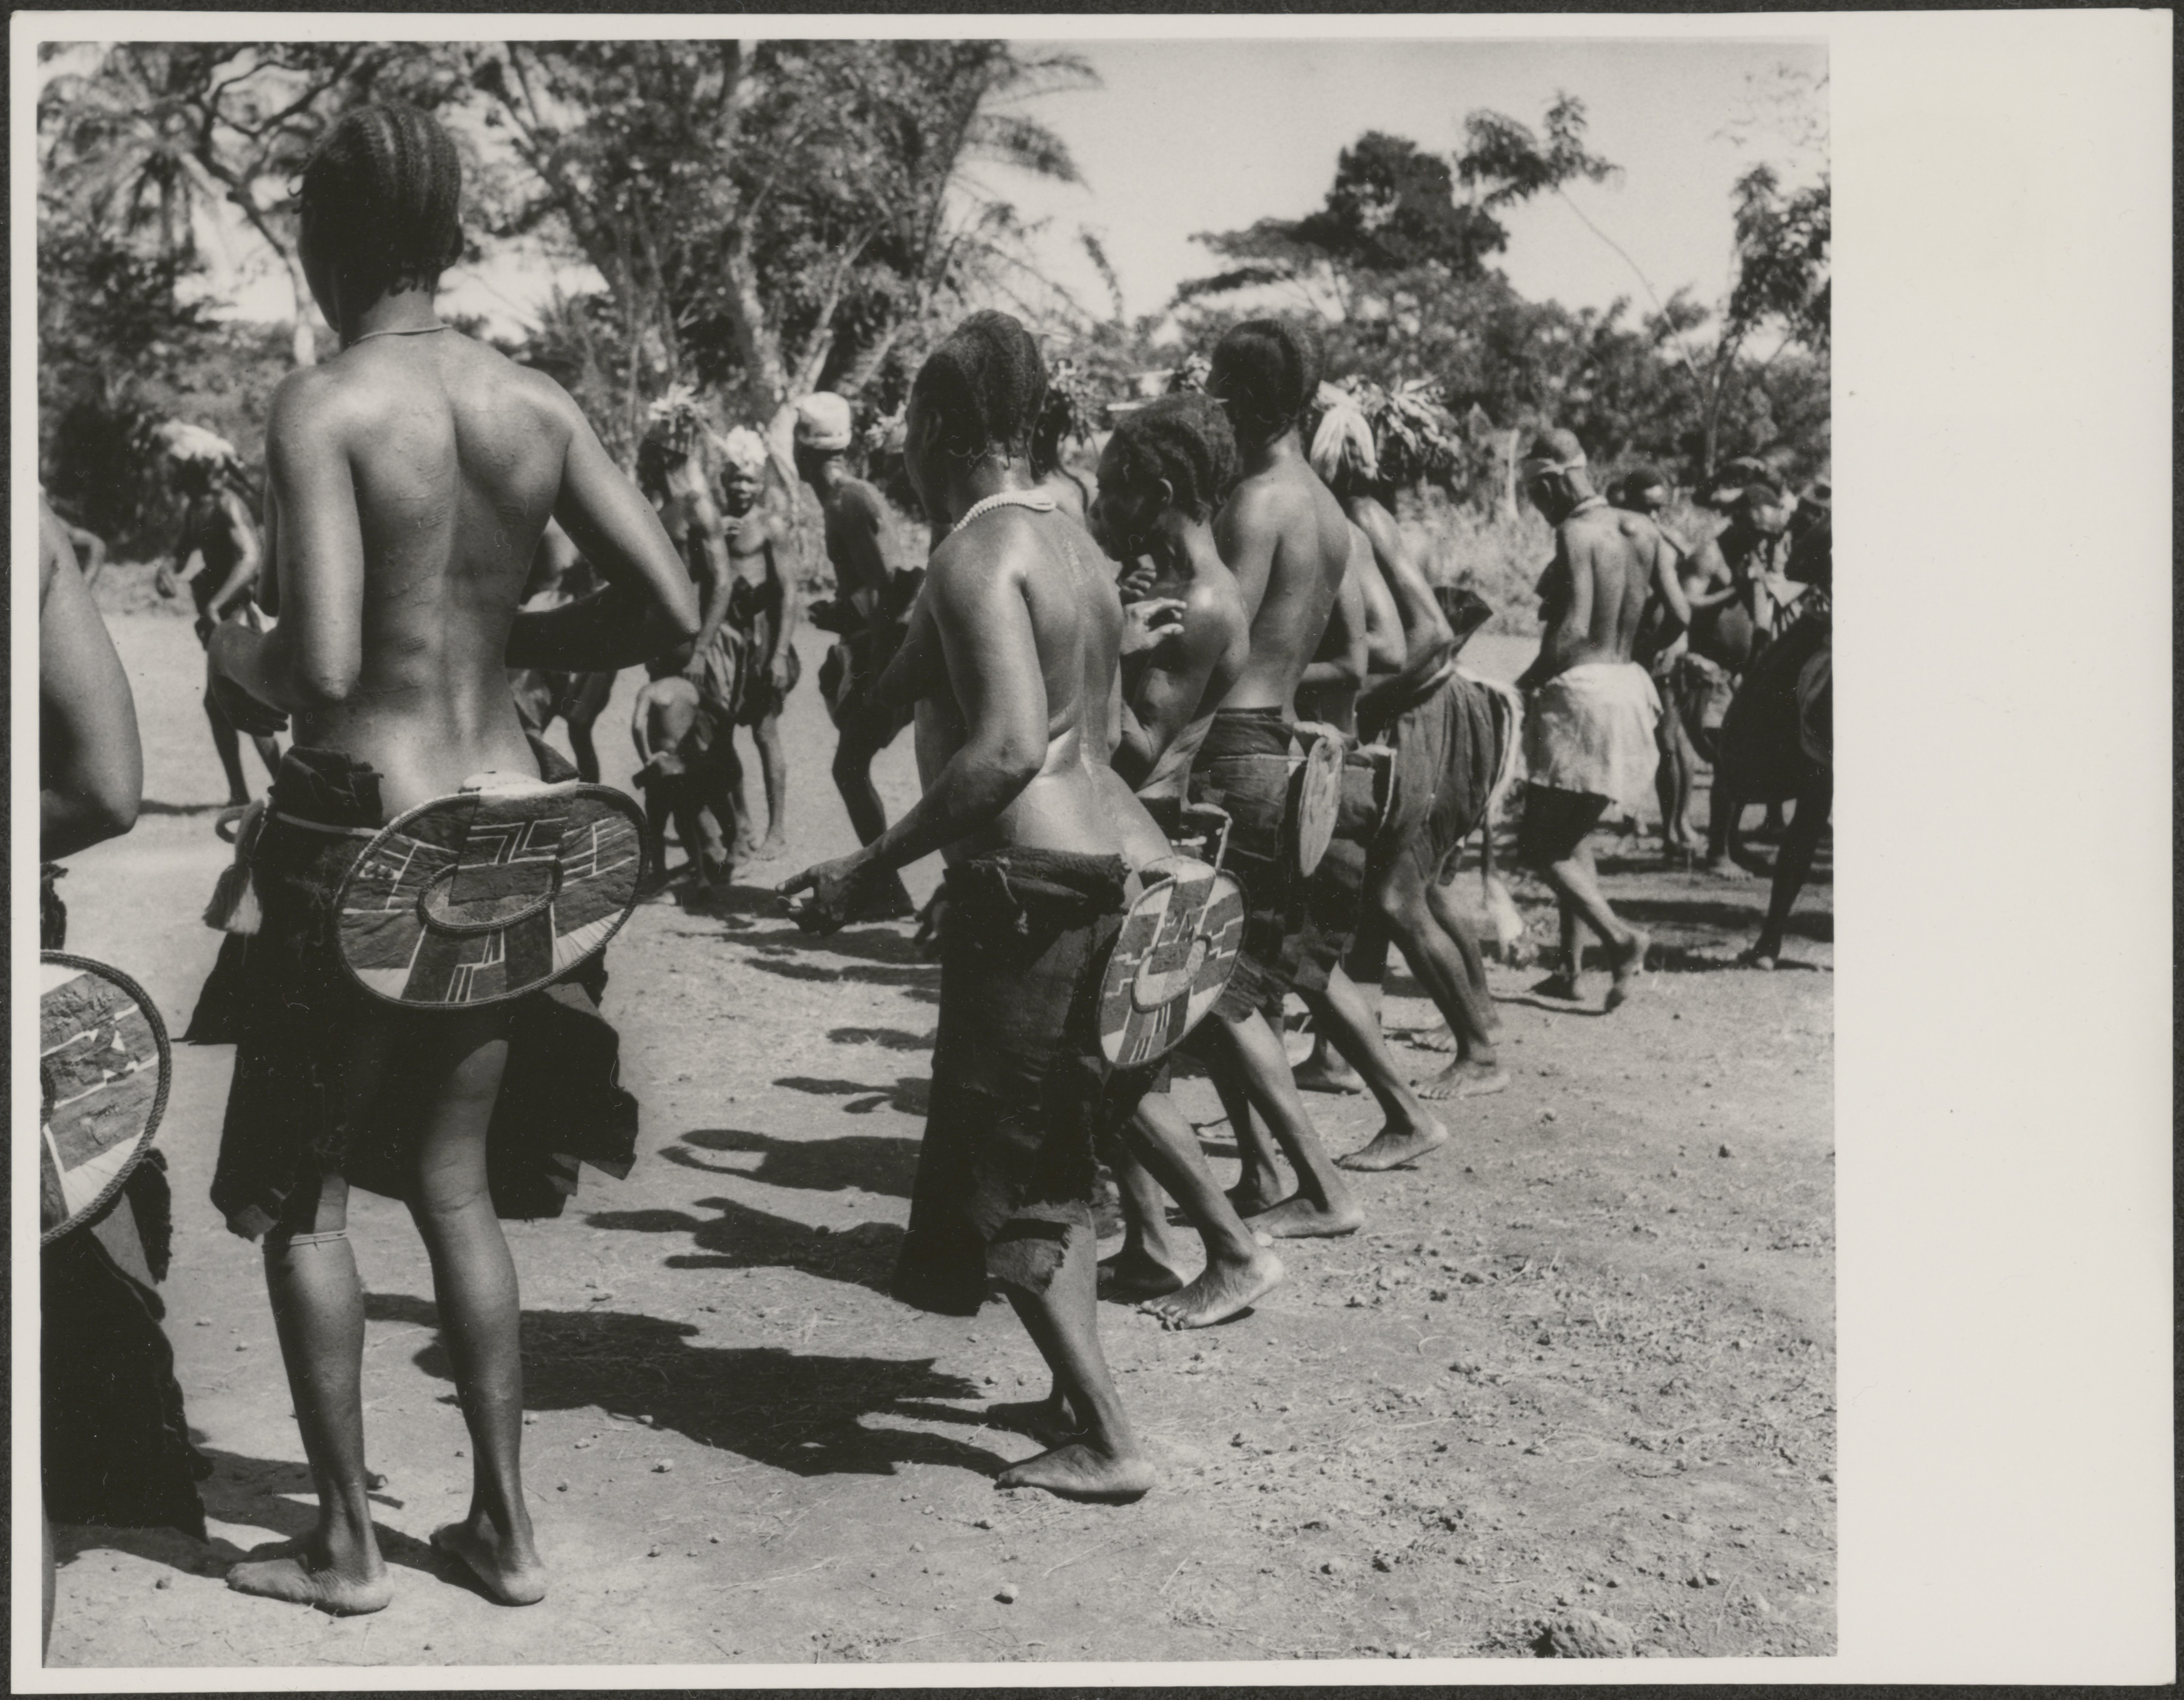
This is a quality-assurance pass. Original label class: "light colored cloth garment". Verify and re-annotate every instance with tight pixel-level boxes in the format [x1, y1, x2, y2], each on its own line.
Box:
[1522, 661, 1662, 812]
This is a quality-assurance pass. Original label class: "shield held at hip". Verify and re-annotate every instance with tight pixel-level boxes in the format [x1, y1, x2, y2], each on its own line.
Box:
[335, 775, 646, 1009]
[1098, 855, 1246, 1067]
[40, 952, 173, 1245]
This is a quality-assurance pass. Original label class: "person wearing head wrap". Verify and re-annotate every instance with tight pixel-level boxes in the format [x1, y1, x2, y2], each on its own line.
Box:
[1030, 358, 1099, 523]
[1512, 429, 1692, 1012]
[1609, 469, 1720, 862]
[150, 421, 284, 805]
[796, 389, 920, 920]
[1193, 318, 1445, 1209]
[709, 421, 802, 858]
[1294, 382, 1512, 1107]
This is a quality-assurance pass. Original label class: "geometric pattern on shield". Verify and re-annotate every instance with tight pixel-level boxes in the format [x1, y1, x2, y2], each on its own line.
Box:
[40, 952, 173, 1242]
[336, 781, 646, 1009]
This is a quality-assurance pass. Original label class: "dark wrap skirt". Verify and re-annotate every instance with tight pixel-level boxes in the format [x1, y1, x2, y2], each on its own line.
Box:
[891, 849, 1157, 1316]
[188, 744, 639, 1238]
[1186, 708, 1377, 1021]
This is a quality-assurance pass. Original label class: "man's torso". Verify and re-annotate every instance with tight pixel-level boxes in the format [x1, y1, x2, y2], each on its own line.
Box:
[1216, 458, 1351, 716]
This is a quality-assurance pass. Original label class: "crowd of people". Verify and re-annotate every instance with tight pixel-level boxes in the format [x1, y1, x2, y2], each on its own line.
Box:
[37, 101, 1831, 1626]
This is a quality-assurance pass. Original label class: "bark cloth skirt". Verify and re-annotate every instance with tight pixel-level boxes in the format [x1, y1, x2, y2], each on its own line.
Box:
[1368, 670, 1509, 884]
[1185, 708, 1380, 1021]
[186, 742, 638, 1238]
[891, 849, 1161, 1317]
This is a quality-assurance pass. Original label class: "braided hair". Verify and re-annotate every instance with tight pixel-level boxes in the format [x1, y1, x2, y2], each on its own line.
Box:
[1208, 319, 1321, 446]
[910, 310, 1048, 466]
[299, 103, 464, 300]
[1105, 394, 1237, 522]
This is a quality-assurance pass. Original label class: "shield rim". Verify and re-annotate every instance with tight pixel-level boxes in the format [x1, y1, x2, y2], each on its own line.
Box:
[332, 780, 648, 1009]
[39, 950, 174, 1247]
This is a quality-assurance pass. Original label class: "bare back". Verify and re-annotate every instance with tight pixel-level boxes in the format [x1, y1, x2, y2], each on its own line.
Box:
[1534, 503, 1667, 680]
[267, 333, 597, 812]
[1212, 454, 1352, 717]
[908, 506, 1125, 864]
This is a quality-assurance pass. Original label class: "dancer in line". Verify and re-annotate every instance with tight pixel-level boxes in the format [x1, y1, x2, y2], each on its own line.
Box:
[1514, 430, 1689, 1010]
[784, 312, 1162, 1499]
[199, 104, 695, 1613]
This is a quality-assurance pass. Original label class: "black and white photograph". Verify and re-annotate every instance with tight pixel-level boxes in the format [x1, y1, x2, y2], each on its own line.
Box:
[13, 9, 2169, 1684]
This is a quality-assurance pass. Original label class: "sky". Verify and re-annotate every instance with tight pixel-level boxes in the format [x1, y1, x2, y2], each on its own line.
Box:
[146, 37, 1827, 343]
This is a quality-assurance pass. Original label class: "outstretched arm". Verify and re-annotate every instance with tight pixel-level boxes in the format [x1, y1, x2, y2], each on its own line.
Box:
[766, 526, 800, 681]
[783, 548, 1047, 927]
[41, 509, 142, 857]
[510, 386, 700, 669]
[679, 492, 735, 680]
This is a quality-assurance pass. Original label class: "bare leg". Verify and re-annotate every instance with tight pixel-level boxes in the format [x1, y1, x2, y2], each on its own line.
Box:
[750, 713, 790, 859]
[228, 1027, 392, 1615]
[1532, 902, 1584, 1000]
[1124, 1095, 1284, 1330]
[564, 716, 601, 785]
[1297, 919, 1379, 1094]
[1206, 1061, 1284, 1216]
[411, 1008, 547, 1606]
[1310, 965, 1449, 1171]
[206, 699, 253, 806]
[251, 733, 286, 791]
[1424, 872, 1501, 1029]
[995, 1228, 1155, 1502]
[1198, 1010, 1362, 1237]
[1745, 777, 1831, 965]
[1539, 838, 1649, 1012]
[1373, 855, 1506, 1101]
[1098, 1141, 1186, 1301]
[715, 735, 758, 858]
[830, 721, 915, 919]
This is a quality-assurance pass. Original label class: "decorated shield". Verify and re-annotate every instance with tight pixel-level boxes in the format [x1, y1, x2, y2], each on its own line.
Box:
[1293, 734, 1347, 876]
[334, 775, 646, 1009]
[40, 952, 172, 1245]
[1098, 857, 1246, 1067]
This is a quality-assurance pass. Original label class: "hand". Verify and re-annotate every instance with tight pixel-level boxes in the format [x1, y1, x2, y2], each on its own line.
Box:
[1116, 561, 1159, 604]
[154, 562, 181, 600]
[777, 850, 877, 935]
[1119, 597, 1186, 658]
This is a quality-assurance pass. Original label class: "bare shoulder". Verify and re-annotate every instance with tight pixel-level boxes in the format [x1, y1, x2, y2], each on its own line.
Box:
[451, 338, 585, 438]
[926, 511, 1038, 617]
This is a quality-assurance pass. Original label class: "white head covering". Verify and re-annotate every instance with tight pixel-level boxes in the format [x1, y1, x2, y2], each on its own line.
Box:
[794, 392, 854, 453]
[155, 420, 244, 476]
[1308, 381, 1378, 487]
[644, 384, 706, 449]
[718, 426, 770, 475]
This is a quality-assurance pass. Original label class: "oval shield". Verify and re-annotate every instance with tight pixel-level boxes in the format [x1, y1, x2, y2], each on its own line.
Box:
[335, 777, 647, 1009]
[1098, 858, 1246, 1067]
[1293, 734, 1346, 876]
[40, 952, 173, 1245]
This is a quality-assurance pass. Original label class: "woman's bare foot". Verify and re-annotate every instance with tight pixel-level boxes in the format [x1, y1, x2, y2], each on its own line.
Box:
[1225, 1173, 1289, 1218]
[1141, 1247, 1284, 1330]
[1404, 1024, 1459, 1054]
[996, 1442, 1156, 1502]
[1739, 935, 1783, 970]
[753, 832, 789, 862]
[985, 1391, 1083, 1448]
[432, 1510, 547, 1606]
[1292, 1051, 1363, 1094]
[1529, 971, 1582, 1001]
[1337, 1115, 1451, 1172]
[1604, 929, 1651, 1012]
[1245, 1192, 1365, 1238]
[1098, 1246, 1184, 1302]
[226, 1537, 392, 1616]
[1417, 1058, 1509, 1100]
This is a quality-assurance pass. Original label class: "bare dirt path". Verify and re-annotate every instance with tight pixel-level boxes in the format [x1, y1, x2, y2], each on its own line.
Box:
[46, 605, 1833, 1667]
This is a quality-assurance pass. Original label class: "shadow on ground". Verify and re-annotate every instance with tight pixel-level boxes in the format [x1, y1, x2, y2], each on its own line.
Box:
[586, 1193, 907, 1294]
[362, 1293, 1004, 1481]
[668, 1127, 921, 1197]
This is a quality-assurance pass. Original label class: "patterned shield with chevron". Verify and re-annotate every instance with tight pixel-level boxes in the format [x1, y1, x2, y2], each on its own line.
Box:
[334, 777, 647, 1008]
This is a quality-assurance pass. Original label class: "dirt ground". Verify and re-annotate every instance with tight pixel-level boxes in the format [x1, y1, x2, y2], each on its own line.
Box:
[44, 592, 1834, 1669]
